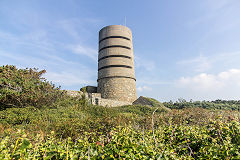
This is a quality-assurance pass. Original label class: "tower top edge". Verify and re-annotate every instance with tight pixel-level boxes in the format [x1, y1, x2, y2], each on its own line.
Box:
[99, 25, 132, 33]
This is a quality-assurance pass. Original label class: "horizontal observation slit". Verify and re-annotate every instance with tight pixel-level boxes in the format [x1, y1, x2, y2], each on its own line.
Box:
[97, 76, 136, 82]
[99, 45, 131, 52]
[98, 65, 132, 71]
[98, 55, 131, 62]
[99, 36, 130, 43]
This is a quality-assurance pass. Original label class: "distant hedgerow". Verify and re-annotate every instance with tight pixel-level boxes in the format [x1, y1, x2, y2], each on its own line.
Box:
[0, 65, 64, 110]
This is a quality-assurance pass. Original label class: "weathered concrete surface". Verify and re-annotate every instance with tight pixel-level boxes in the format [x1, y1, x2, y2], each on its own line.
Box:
[99, 47, 132, 59]
[98, 67, 135, 79]
[99, 25, 132, 40]
[99, 38, 132, 50]
[98, 57, 133, 69]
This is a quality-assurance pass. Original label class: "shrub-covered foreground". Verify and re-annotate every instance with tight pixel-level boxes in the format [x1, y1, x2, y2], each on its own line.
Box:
[1, 103, 240, 159]
[1, 119, 240, 159]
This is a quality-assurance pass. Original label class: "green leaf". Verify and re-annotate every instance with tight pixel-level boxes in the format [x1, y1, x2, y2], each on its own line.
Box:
[20, 139, 30, 150]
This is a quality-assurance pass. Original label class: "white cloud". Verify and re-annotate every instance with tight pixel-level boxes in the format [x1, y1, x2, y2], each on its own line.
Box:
[176, 68, 240, 92]
[177, 73, 222, 91]
[137, 86, 152, 92]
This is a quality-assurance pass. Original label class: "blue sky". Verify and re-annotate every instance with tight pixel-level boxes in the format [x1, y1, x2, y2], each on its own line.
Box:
[1, 0, 240, 101]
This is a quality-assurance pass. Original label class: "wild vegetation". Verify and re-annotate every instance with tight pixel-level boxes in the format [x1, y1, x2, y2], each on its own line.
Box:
[163, 98, 240, 110]
[1, 65, 240, 159]
[0, 65, 64, 110]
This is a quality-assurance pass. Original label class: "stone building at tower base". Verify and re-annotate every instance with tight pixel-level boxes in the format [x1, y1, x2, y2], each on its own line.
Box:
[65, 88, 131, 107]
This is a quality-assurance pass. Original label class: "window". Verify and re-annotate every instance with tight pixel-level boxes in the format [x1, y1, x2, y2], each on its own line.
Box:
[95, 98, 99, 105]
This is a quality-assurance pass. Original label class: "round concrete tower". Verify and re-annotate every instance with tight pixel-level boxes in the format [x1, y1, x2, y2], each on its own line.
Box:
[97, 25, 137, 103]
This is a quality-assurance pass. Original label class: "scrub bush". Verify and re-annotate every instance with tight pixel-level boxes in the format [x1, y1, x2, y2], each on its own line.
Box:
[0, 65, 64, 110]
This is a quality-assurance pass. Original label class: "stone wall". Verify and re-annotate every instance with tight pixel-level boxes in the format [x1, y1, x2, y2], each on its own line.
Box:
[97, 98, 131, 107]
[89, 92, 131, 107]
[97, 77, 137, 103]
[65, 90, 131, 107]
[65, 90, 84, 97]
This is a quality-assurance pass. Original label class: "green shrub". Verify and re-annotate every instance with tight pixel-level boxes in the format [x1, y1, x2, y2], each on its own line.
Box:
[0, 65, 64, 110]
[1, 120, 240, 159]
[164, 99, 240, 110]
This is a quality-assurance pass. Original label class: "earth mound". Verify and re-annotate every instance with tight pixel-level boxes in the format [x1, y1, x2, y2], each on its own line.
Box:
[133, 96, 170, 112]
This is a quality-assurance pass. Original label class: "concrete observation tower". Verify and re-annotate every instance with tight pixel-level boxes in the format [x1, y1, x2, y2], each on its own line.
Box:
[97, 25, 137, 103]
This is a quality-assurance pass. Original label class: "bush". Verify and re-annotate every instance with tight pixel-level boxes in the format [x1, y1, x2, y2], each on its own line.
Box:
[0, 65, 64, 110]
[1, 120, 240, 159]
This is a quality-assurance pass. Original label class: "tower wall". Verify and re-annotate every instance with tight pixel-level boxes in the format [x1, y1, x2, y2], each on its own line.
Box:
[97, 25, 137, 103]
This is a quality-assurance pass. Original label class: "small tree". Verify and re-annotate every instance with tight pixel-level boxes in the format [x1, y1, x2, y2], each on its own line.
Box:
[0, 65, 64, 110]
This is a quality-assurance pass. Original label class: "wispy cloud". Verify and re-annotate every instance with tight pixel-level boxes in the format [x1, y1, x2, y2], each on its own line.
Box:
[177, 51, 240, 73]
[68, 44, 97, 61]
[0, 30, 54, 52]
[205, 0, 233, 11]
[177, 54, 211, 72]
[137, 78, 172, 86]
[0, 49, 76, 68]
[0, 11, 101, 90]
[58, 19, 82, 41]
[45, 70, 96, 87]
[187, 0, 236, 27]
[135, 55, 156, 71]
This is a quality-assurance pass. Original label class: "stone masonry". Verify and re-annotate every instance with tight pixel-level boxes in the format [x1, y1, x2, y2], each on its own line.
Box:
[97, 77, 136, 103]
[65, 90, 131, 107]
